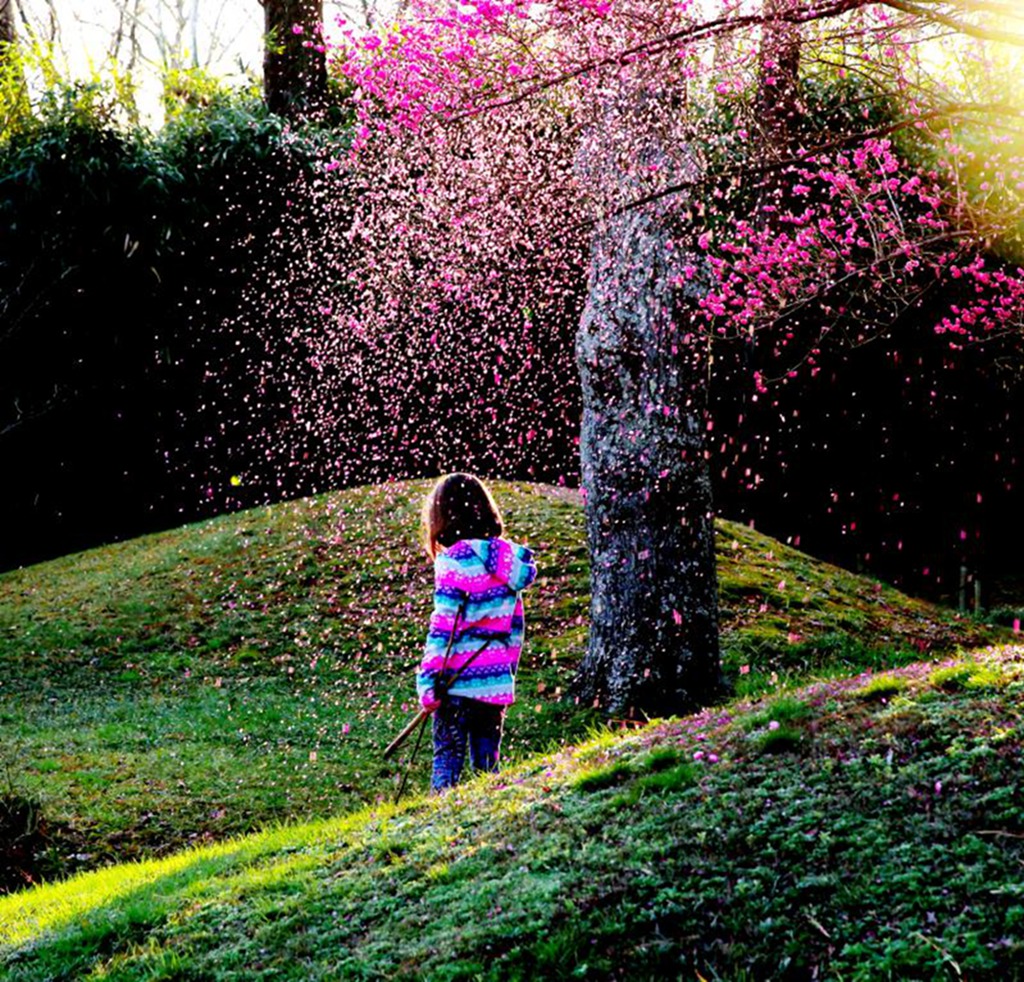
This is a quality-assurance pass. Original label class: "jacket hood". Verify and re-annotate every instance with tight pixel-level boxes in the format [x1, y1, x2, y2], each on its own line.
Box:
[462, 537, 538, 592]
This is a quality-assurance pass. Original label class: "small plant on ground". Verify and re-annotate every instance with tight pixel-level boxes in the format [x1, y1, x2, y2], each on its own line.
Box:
[854, 673, 910, 701]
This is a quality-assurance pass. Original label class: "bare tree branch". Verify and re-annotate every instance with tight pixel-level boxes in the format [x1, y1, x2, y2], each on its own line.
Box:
[880, 0, 1024, 46]
[463, 0, 870, 117]
[568, 100, 1024, 232]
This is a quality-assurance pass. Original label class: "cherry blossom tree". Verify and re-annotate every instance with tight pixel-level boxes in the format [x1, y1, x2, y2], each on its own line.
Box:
[318, 0, 1024, 716]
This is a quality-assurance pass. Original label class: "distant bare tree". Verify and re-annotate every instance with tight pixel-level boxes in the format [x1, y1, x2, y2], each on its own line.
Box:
[108, 0, 143, 74]
[15, 0, 249, 79]
[15, 0, 57, 46]
[120, 0, 247, 74]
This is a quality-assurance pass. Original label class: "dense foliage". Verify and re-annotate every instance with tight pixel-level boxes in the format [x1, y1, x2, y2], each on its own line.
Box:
[0, 69, 351, 569]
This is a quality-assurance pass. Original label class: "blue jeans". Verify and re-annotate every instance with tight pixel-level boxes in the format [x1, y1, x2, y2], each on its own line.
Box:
[432, 696, 505, 792]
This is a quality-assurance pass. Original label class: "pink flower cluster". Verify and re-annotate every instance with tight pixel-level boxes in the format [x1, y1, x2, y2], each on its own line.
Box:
[689, 137, 1024, 368]
[330, 0, 542, 148]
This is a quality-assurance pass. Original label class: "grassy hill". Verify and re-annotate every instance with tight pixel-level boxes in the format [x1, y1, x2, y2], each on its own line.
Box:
[1, 480, 1018, 976]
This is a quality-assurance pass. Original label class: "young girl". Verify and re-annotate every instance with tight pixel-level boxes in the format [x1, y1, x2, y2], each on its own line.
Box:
[418, 473, 538, 792]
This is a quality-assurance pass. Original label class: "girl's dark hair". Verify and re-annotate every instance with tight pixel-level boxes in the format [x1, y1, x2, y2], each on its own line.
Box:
[422, 473, 504, 559]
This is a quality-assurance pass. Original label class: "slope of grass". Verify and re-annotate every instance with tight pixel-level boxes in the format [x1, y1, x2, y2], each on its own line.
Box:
[2, 643, 1022, 979]
[0, 481, 1005, 889]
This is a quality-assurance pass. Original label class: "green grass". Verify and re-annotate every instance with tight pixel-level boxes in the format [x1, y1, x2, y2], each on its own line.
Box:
[2, 644, 1023, 979]
[0, 482, 598, 885]
[0, 480, 1006, 893]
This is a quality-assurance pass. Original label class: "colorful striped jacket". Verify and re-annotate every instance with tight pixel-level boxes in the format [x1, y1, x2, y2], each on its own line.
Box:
[417, 537, 538, 707]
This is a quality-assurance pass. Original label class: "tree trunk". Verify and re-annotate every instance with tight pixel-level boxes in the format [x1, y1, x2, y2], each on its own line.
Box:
[572, 108, 728, 718]
[0, 0, 26, 100]
[1, 0, 16, 47]
[262, 0, 327, 119]
[757, 0, 802, 158]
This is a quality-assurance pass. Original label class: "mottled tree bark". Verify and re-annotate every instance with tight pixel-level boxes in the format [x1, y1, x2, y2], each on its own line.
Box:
[573, 115, 728, 718]
[262, 0, 327, 119]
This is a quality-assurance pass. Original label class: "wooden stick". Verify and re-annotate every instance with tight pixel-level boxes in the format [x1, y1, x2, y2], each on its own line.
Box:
[383, 629, 500, 761]
[383, 708, 430, 759]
